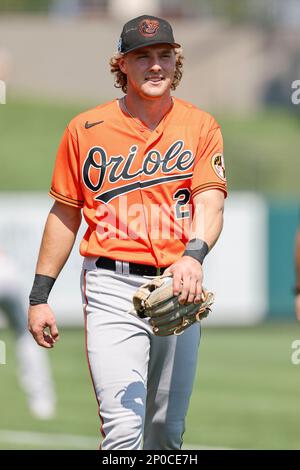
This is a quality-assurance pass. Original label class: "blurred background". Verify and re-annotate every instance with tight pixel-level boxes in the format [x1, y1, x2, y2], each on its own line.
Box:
[0, 0, 299, 450]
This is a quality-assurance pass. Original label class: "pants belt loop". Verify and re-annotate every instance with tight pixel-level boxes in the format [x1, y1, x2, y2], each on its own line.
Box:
[115, 260, 123, 275]
[156, 267, 161, 276]
[122, 261, 130, 276]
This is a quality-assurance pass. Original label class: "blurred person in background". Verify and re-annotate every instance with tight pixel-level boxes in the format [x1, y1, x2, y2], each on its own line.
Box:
[0, 249, 56, 419]
[295, 227, 300, 320]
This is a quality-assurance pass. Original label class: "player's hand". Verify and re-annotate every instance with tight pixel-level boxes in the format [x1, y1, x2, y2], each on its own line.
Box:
[28, 304, 60, 348]
[164, 256, 203, 305]
[296, 294, 300, 322]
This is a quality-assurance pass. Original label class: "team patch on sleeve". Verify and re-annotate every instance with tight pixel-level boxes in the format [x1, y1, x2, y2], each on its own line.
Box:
[211, 153, 226, 181]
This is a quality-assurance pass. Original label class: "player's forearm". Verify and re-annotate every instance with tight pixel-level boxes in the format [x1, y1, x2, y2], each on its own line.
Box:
[189, 190, 224, 251]
[35, 202, 82, 278]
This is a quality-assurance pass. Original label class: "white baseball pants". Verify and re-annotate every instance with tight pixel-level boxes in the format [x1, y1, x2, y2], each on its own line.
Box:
[81, 257, 201, 450]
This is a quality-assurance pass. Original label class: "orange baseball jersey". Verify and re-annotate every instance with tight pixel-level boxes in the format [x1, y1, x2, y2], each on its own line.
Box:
[49, 97, 227, 266]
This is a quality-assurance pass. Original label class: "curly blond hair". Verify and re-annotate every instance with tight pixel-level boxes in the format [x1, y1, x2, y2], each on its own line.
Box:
[109, 48, 184, 93]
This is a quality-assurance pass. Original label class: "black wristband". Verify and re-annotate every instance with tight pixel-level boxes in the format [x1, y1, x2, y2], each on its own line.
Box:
[295, 286, 300, 296]
[183, 238, 209, 265]
[29, 274, 56, 306]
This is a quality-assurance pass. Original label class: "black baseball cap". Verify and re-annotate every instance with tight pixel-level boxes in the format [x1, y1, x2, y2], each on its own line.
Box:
[117, 15, 181, 54]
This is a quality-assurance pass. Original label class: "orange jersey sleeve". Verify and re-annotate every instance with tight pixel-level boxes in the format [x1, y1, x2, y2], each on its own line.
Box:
[49, 127, 84, 208]
[191, 118, 227, 198]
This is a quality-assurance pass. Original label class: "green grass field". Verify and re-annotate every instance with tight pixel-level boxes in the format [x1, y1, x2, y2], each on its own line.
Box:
[0, 97, 299, 450]
[0, 98, 299, 196]
[0, 324, 299, 450]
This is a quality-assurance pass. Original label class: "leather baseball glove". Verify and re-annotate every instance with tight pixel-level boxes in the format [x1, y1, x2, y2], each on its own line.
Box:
[132, 274, 214, 336]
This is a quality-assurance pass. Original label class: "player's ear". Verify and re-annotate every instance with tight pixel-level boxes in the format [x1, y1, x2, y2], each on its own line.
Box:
[118, 56, 127, 74]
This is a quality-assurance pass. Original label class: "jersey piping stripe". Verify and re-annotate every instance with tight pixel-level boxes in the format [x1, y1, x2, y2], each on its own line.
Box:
[49, 191, 84, 208]
[83, 269, 105, 448]
[50, 187, 84, 204]
[191, 182, 227, 198]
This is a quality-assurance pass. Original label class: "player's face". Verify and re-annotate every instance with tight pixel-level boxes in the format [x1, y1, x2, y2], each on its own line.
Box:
[120, 44, 176, 99]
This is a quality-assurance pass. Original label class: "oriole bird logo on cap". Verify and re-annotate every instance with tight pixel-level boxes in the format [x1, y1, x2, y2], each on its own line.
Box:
[139, 19, 160, 37]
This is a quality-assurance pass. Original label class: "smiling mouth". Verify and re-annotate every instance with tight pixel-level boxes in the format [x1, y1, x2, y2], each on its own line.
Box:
[145, 77, 164, 83]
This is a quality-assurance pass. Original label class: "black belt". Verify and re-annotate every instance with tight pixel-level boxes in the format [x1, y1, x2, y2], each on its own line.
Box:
[96, 257, 167, 276]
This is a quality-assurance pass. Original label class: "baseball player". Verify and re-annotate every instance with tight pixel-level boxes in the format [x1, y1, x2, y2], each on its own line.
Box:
[28, 15, 227, 449]
[0, 250, 56, 419]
